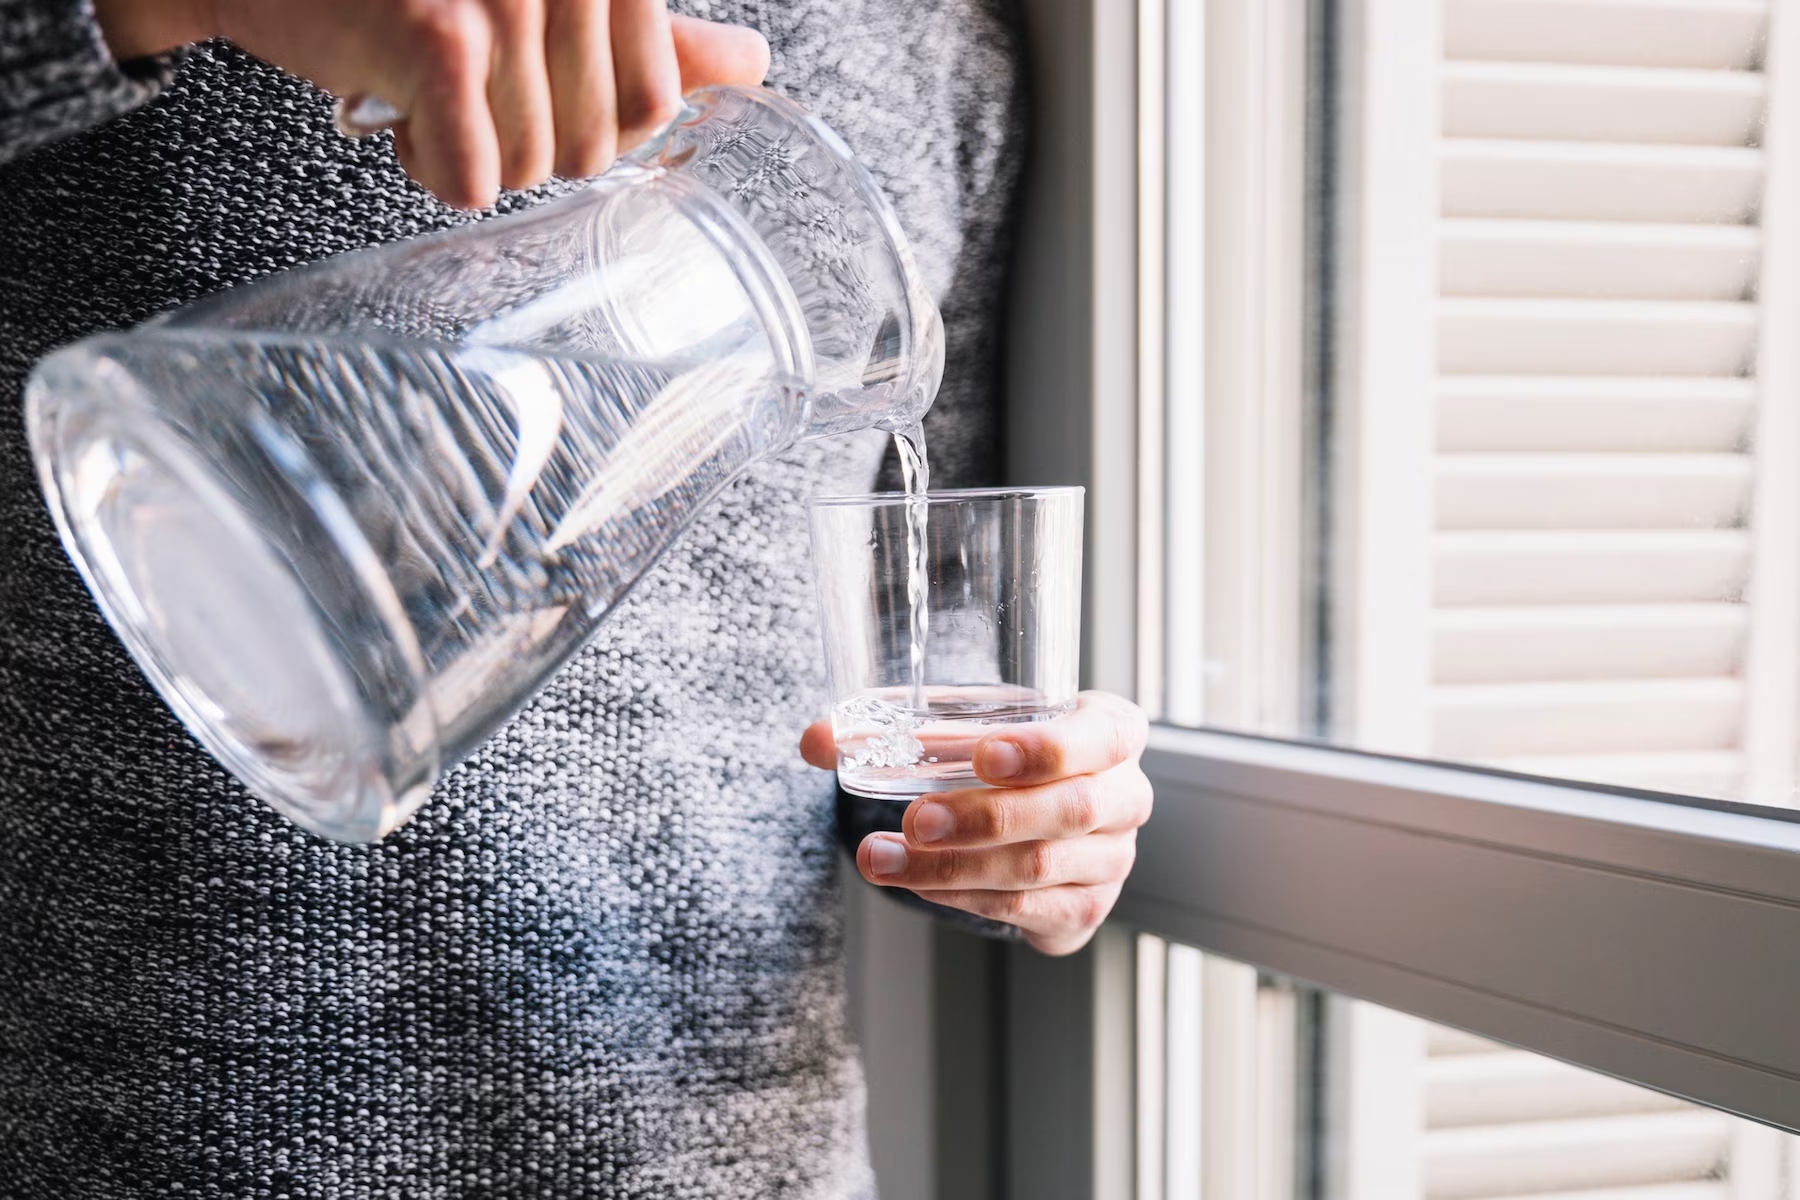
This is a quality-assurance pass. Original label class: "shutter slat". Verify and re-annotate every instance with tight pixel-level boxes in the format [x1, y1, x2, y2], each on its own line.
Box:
[1438, 376, 1756, 452]
[1476, 1184, 1726, 1200]
[1443, 61, 1766, 146]
[1423, 1110, 1733, 1199]
[1444, 0, 1767, 71]
[1438, 298, 1757, 375]
[1431, 678, 1742, 756]
[1439, 219, 1759, 300]
[1427, 1051, 1692, 1129]
[1436, 453, 1752, 529]
[1436, 530, 1750, 605]
[1441, 139, 1763, 221]
[1433, 603, 1746, 681]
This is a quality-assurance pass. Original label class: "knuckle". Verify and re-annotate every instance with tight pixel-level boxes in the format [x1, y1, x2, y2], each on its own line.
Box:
[557, 129, 617, 179]
[931, 848, 964, 887]
[987, 793, 1019, 843]
[410, 2, 486, 70]
[1077, 889, 1109, 930]
[502, 139, 553, 189]
[1113, 831, 1139, 877]
[998, 890, 1031, 922]
[617, 87, 683, 142]
[949, 890, 987, 918]
[1062, 776, 1101, 833]
[436, 166, 490, 209]
[1023, 840, 1056, 886]
[955, 891, 992, 919]
[488, 0, 538, 27]
[1110, 721, 1133, 766]
[1127, 701, 1150, 747]
[959, 890, 998, 920]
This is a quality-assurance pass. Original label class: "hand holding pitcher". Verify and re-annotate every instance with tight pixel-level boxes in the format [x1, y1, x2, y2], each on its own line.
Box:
[93, 0, 770, 207]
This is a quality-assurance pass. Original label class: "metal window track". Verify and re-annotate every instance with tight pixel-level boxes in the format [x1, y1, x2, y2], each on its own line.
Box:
[1124, 725, 1800, 1132]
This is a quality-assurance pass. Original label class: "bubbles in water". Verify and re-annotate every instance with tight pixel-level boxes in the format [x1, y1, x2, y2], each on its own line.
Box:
[834, 692, 925, 769]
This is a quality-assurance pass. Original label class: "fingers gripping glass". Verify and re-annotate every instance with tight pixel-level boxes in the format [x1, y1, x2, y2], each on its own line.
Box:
[808, 487, 1084, 800]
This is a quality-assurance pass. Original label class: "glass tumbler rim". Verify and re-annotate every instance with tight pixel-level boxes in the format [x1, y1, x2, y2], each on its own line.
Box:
[808, 484, 1085, 510]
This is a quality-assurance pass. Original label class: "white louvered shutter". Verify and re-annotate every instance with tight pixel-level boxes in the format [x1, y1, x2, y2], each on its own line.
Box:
[1340, 0, 1800, 1195]
[1431, 0, 1782, 800]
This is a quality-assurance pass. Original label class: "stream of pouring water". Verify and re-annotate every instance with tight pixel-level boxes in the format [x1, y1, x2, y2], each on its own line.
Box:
[893, 424, 931, 712]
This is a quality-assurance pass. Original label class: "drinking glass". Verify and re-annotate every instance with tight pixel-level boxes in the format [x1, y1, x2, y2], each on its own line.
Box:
[808, 487, 1084, 799]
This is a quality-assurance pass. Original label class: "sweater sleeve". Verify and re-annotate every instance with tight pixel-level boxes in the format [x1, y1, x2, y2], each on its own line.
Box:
[0, 0, 184, 165]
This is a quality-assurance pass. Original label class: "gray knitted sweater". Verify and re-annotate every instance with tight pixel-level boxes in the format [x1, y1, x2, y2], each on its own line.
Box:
[0, 2, 1023, 1196]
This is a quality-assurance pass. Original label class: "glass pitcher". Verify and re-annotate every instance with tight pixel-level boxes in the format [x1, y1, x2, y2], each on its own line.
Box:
[24, 84, 943, 843]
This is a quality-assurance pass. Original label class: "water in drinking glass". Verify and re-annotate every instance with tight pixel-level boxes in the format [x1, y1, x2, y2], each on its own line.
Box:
[832, 684, 1073, 798]
[809, 485, 1085, 801]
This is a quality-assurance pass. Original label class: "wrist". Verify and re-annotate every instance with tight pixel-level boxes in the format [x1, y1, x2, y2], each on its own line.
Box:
[93, 0, 215, 60]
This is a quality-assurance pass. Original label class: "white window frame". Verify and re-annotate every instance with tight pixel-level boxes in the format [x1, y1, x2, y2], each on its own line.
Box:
[998, 1, 1800, 1196]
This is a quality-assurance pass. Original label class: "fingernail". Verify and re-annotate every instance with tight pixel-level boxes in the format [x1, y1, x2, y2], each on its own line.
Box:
[982, 740, 1024, 781]
[913, 802, 954, 844]
[868, 837, 908, 877]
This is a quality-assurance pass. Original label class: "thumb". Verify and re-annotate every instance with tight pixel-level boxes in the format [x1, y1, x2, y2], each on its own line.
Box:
[799, 720, 838, 771]
[672, 16, 772, 90]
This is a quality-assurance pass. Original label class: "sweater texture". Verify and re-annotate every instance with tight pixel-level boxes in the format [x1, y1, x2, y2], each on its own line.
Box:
[0, 2, 1024, 1195]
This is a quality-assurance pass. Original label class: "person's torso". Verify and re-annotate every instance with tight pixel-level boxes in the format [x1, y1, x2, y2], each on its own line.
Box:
[0, 2, 1023, 1195]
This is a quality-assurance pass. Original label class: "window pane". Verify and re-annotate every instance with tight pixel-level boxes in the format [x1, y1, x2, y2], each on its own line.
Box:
[1147, 0, 1800, 810]
[1133, 936, 1800, 1200]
